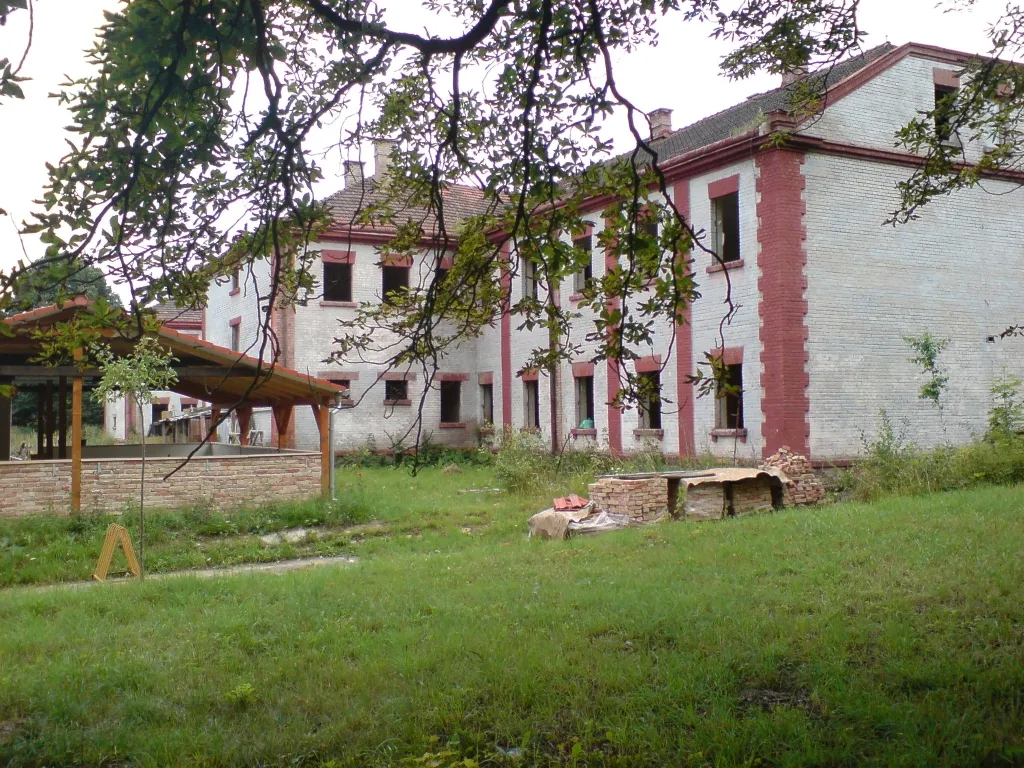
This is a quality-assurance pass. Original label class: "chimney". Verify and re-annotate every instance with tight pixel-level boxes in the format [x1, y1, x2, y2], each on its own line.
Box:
[343, 160, 364, 188]
[373, 139, 398, 181]
[649, 107, 673, 140]
[781, 65, 808, 88]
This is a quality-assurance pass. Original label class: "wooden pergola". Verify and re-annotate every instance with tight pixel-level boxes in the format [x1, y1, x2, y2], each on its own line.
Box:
[1, 299, 345, 509]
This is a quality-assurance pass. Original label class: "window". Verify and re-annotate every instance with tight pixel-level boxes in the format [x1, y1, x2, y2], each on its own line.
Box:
[151, 404, 169, 423]
[523, 258, 539, 300]
[231, 268, 240, 293]
[385, 379, 408, 402]
[335, 379, 351, 401]
[230, 323, 240, 352]
[572, 235, 593, 294]
[382, 266, 410, 303]
[715, 364, 744, 430]
[324, 262, 353, 302]
[575, 375, 595, 428]
[640, 217, 658, 239]
[712, 192, 740, 263]
[523, 380, 540, 429]
[480, 383, 494, 425]
[934, 83, 958, 142]
[638, 371, 662, 430]
[439, 381, 461, 423]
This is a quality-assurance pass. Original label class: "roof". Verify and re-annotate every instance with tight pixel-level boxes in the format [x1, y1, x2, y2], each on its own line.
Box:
[2, 299, 343, 407]
[640, 43, 897, 166]
[150, 302, 203, 329]
[323, 173, 492, 237]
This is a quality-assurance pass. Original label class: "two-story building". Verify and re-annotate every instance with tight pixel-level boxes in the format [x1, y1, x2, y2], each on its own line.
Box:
[202, 41, 1024, 461]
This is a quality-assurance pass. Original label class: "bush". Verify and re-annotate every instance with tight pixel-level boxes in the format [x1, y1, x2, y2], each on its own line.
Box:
[493, 430, 618, 495]
[851, 409, 1024, 500]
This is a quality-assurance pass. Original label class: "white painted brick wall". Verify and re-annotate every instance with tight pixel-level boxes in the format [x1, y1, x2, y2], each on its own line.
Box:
[687, 160, 765, 461]
[804, 152, 1024, 456]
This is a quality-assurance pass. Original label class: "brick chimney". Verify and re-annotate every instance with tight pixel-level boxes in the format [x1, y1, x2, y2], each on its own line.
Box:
[373, 139, 398, 181]
[649, 107, 673, 140]
[781, 66, 808, 88]
[343, 160, 364, 188]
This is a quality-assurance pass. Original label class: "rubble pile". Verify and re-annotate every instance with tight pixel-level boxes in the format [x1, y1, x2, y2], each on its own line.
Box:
[760, 447, 825, 506]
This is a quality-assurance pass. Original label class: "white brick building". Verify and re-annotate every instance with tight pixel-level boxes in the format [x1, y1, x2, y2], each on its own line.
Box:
[202, 42, 1024, 461]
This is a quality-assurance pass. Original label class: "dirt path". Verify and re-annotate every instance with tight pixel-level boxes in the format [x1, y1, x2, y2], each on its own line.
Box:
[5, 555, 360, 594]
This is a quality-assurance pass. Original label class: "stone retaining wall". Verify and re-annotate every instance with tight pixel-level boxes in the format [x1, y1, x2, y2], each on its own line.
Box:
[0, 452, 322, 517]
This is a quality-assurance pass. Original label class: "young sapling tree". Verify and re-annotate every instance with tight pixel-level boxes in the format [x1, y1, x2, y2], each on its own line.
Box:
[93, 336, 178, 578]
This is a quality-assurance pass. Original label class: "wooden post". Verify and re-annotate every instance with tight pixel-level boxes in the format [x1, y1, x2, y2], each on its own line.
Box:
[237, 405, 252, 447]
[272, 404, 293, 451]
[71, 349, 83, 512]
[58, 376, 67, 459]
[35, 388, 44, 458]
[313, 403, 330, 496]
[44, 380, 54, 458]
[209, 406, 220, 443]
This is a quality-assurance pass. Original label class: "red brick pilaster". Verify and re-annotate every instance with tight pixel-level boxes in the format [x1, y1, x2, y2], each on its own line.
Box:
[673, 179, 695, 457]
[756, 149, 810, 457]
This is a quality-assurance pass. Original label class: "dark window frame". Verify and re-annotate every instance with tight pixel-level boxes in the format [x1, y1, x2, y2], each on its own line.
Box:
[385, 379, 408, 402]
[480, 383, 494, 425]
[382, 265, 410, 303]
[715, 364, 744, 430]
[572, 234, 593, 294]
[712, 192, 740, 264]
[523, 379, 540, 429]
[439, 380, 462, 423]
[324, 262, 353, 302]
[638, 371, 662, 430]
[575, 375, 595, 427]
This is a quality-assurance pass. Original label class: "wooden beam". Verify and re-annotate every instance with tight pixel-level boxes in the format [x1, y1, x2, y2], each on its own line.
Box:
[58, 376, 67, 459]
[44, 381, 54, 459]
[0, 365, 267, 378]
[272, 404, 293, 450]
[313, 403, 330, 496]
[237, 406, 252, 447]
[209, 407, 220, 443]
[71, 349, 83, 512]
[35, 389, 44, 457]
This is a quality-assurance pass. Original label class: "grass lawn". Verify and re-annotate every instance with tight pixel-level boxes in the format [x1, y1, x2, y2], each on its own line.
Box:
[1, 480, 1022, 766]
[0, 466, 569, 587]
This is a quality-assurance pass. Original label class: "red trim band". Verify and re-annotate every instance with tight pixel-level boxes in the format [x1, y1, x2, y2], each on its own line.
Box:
[707, 174, 740, 199]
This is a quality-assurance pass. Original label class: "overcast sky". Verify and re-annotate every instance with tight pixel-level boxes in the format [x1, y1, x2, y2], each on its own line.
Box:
[0, 0, 1009, 283]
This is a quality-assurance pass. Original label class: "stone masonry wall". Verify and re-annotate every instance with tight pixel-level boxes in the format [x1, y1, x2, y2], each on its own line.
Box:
[588, 477, 669, 522]
[0, 453, 321, 517]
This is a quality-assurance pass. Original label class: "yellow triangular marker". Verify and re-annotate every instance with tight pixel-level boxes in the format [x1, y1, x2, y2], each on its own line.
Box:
[93, 523, 142, 581]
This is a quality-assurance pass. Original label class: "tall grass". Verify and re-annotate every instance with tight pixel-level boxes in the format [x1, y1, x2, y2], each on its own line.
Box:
[851, 410, 1024, 500]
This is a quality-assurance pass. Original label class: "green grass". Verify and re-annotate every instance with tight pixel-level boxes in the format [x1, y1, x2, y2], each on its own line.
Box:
[1, 483, 1023, 766]
[0, 466, 559, 587]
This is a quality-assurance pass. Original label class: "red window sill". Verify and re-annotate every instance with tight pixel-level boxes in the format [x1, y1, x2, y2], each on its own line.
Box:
[711, 428, 748, 443]
[383, 399, 412, 407]
[633, 429, 664, 439]
[320, 301, 357, 308]
[706, 259, 744, 275]
[521, 427, 541, 434]
[478, 427, 496, 436]
[229, 288, 241, 297]
[439, 422, 466, 429]
[569, 293, 585, 303]
[571, 428, 597, 438]
[338, 399, 355, 407]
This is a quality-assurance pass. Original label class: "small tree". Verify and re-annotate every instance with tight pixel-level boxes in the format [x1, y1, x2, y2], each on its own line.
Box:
[904, 332, 951, 429]
[93, 336, 178, 578]
[987, 373, 1024, 442]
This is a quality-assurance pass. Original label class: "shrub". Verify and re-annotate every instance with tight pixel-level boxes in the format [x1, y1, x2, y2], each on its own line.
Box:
[852, 409, 1024, 500]
[987, 373, 1024, 442]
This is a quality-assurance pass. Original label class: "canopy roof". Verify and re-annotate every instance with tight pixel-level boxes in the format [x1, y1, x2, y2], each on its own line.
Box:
[2, 298, 344, 407]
